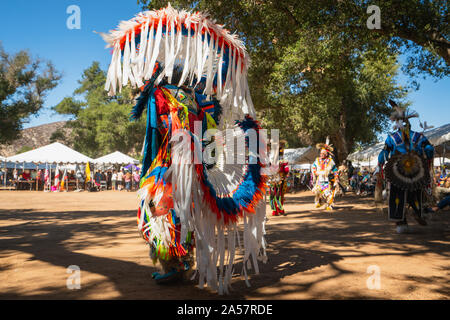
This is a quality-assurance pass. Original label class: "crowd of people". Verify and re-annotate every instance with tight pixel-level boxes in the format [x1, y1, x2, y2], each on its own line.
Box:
[282, 159, 450, 211]
[0, 168, 37, 190]
[287, 169, 312, 192]
[89, 169, 141, 192]
[0, 166, 141, 192]
[284, 162, 378, 197]
[435, 167, 450, 189]
[348, 167, 377, 196]
[432, 166, 450, 212]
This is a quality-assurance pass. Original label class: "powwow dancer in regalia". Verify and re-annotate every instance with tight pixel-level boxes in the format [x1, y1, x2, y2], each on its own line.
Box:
[269, 161, 289, 216]
[312, 139, 339, 210]
[100, 4, 268, 294]
[377, 100, 434, 234]
[269, 141, 289, 216]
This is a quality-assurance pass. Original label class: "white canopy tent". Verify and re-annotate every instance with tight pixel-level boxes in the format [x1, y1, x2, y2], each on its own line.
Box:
[353, 158, 378, 169]
[291, 163, 312, 170]
[283, 146, 317, 165]
[4, 142, 93, 190]
[93, 151, 139, 165]
[2, 156, 43, 172]
[425, 123, 450, 157]
[347, 142, 384, 164]
[3, 161, 59, 170]
[6, 142, 93, 164]
[434, 157, 450, 167]
[424, 123, 450, 147]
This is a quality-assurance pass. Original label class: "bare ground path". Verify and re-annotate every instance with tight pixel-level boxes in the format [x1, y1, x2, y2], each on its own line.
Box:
[0, 190, 448, 299]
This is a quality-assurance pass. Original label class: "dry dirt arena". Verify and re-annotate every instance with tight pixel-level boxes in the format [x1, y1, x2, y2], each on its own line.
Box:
[0, 190, 448, 300]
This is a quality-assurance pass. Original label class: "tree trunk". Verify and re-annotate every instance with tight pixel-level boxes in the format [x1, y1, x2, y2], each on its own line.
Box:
[375, 27, 450, 66]
[332, 111, 349, 165]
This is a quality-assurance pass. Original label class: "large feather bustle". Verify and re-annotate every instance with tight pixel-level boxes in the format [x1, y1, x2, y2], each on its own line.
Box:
[165, 129, 267, 295]
[100, 4, 254, 125]
[135, 114, 268, 294]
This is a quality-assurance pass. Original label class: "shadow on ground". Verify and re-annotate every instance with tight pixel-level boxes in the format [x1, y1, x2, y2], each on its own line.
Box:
[0, 191, 448, 299]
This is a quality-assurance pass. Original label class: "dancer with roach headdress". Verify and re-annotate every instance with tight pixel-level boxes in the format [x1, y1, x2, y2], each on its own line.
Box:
[376, 100, 434, 234]
[311, 138, 339, 211]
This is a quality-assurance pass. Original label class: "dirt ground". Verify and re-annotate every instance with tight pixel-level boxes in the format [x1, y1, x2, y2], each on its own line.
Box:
[0, 189, 448, 300]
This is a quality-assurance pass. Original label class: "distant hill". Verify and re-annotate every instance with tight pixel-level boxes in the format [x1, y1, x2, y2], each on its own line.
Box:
[0, 121, 72, 157]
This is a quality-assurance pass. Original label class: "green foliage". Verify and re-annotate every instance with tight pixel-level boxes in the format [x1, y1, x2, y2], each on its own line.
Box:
[0, 43, 61, 144]
[264, 31, 407, 161]
[17, 145, 33, 154]
[53, 62, 146, 158]
[49, 128, 67, 144]
[139, 0, 424, 161]
[140, 0, 449, 78]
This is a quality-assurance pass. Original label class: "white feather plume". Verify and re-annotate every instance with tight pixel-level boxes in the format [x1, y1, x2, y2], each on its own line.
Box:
[99, 4, 254, 121]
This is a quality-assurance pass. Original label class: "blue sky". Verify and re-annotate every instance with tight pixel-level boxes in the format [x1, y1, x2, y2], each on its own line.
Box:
[0, 0, 142, 126]
[1, 0, 449, 136]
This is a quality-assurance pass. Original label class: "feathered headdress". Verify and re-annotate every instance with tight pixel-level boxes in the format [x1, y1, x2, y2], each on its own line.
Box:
[99, 3, 254, 123]
[388, 100, 419, 130]
[316, 137, 334, 155]
[419, 120, 434, 133]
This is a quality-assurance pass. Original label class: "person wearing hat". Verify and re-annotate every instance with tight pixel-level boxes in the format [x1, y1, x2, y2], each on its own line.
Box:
[312, 138, 339, 210]
[377, 100, 434, 234]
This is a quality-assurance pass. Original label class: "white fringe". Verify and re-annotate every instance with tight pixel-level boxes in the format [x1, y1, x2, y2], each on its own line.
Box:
[141, 128, 267, 295]
[99, 4, 254, 119]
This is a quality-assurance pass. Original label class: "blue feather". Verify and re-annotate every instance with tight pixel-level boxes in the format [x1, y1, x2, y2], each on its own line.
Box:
[130, 64, 163, 121]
